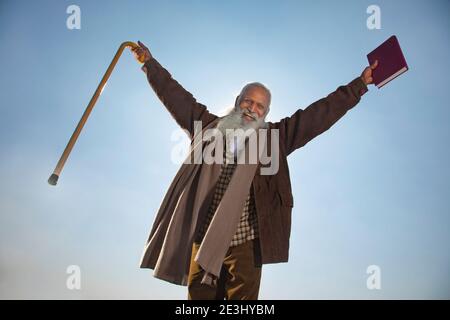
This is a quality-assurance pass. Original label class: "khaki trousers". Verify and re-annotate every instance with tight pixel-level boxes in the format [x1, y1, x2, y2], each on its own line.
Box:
[187, 239, 262, 300]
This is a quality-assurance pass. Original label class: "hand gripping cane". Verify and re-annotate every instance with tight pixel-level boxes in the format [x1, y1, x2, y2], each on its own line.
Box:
[48, 41, 144, 186]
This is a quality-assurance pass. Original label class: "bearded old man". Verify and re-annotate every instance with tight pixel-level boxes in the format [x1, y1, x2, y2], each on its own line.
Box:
[132, 40, 378, 300]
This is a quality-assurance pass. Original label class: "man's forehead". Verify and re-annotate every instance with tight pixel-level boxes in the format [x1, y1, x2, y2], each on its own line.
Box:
[241, 86, 270, 102]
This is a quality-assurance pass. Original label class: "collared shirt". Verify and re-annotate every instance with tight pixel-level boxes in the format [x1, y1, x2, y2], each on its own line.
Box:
[196, 157, 259, 247]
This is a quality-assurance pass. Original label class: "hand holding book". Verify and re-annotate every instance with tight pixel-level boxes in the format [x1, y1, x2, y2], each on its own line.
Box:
[361, 60, 379, 85]
[367, 35, 409, 88]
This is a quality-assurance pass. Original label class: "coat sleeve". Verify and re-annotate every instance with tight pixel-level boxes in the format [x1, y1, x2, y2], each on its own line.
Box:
[141, 57, 218, 138]
[274, 77, 368, 155]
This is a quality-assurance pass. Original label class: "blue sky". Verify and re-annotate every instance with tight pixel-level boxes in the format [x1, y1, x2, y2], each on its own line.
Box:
[0, 0, 449, 299]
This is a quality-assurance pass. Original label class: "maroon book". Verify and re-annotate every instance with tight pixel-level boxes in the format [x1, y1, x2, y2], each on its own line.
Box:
[367, 35, 409, 88]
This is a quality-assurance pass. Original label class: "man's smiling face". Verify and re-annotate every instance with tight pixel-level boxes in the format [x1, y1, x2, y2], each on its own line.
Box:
[237, 85, 271, 123]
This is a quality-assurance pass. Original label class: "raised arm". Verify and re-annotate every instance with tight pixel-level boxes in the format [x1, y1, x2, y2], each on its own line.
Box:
[275, 61, 377, 155]
[132, 41, 217, 137]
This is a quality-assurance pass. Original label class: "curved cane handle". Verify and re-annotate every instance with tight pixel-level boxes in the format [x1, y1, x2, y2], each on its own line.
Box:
[48, 41, 141, 186]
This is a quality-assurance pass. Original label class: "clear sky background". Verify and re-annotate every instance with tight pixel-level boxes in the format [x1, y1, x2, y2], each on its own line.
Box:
[0, 0, 448, 299]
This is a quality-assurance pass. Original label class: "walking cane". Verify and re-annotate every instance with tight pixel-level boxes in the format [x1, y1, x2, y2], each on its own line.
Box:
[48, 41, 144, 186]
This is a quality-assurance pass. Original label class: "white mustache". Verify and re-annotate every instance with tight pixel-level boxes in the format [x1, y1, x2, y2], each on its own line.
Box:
[243, 110, 258, 120]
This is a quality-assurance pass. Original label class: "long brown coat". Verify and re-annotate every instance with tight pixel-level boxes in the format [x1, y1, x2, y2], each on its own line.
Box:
[139, 57, 368, 285]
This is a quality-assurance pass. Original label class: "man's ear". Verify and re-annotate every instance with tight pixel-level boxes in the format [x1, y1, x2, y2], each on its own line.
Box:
[234, 95, 240, 108]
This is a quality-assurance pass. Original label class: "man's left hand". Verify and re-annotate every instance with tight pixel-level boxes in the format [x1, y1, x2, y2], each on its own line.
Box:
[361, 60, 378, 85]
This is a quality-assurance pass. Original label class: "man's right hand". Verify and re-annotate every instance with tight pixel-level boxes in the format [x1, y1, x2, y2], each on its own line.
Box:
[131, 40, 152, 63]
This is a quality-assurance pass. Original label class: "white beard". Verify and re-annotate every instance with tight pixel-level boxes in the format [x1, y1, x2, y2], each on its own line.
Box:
[216, 107, 267, 163]
[216, 107, 267, 135]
